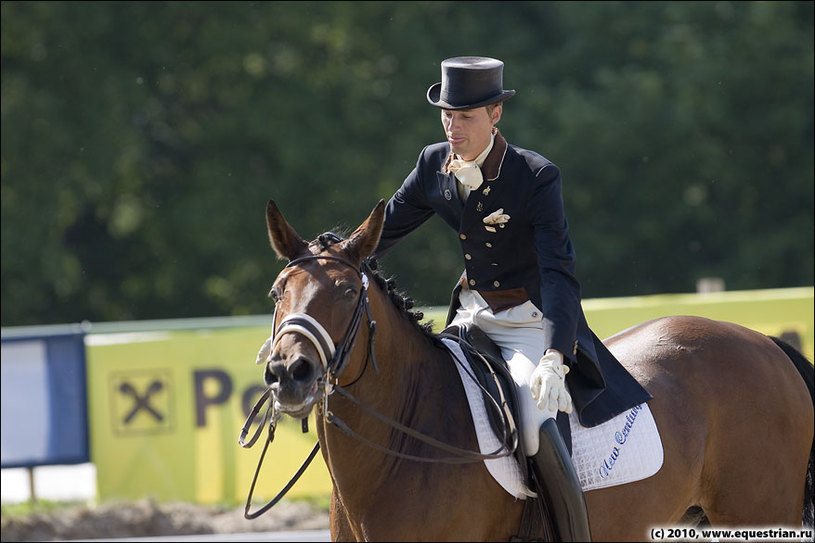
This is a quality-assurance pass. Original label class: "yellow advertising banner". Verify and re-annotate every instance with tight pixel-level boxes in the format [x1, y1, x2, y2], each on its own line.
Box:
[582, 286, 814, 361]
[86, 326, 331, 504]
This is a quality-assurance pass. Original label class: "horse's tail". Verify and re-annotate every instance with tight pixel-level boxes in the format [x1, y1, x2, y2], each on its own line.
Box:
[770, 336, 814, 530]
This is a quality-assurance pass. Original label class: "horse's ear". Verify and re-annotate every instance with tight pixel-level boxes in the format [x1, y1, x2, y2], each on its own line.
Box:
[344, 200, 385, 262]
[265, 200, 308, 261]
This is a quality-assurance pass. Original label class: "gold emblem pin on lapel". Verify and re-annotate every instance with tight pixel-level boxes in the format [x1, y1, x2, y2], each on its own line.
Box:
[476, 202, 483, 212]
[482, 186, 491, 196]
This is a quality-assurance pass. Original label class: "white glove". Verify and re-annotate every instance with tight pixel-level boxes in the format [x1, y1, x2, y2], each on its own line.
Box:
[255, 337, 272, 365]
[530, 350, 573, 414]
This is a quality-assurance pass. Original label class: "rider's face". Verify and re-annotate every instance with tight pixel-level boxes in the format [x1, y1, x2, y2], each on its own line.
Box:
[440, 105, 501, 161]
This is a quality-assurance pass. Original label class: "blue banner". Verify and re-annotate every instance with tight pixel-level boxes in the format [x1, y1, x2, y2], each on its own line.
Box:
[1, 331, 89, 468]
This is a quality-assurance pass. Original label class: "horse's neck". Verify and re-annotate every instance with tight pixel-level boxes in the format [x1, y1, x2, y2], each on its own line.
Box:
[317, 284, 459, 502]
[324, 286, 448, 433]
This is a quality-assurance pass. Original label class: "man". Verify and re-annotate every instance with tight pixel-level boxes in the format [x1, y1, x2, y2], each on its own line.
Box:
[373, 56, 652, 541]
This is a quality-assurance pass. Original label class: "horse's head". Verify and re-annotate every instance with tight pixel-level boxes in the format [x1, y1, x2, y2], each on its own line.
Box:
[262, 199, 385, 419]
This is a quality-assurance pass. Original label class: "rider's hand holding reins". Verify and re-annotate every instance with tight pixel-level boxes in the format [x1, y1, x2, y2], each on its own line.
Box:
[530, 349, 573, 414]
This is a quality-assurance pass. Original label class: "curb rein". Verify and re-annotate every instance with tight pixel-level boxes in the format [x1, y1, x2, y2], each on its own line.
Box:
[239, 254, 514, 519]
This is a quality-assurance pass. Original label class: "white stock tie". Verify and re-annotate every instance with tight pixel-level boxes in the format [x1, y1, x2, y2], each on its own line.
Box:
[448, 158, 484, 192]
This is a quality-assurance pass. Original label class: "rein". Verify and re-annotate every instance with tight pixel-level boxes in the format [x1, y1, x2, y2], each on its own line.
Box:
[240, 252, 514, 518]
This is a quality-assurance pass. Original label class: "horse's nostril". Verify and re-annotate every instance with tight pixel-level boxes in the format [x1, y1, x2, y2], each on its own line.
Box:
[264, 364, 279, 386]
[264, 358, 284, 386]
[290, 357, 314, 383]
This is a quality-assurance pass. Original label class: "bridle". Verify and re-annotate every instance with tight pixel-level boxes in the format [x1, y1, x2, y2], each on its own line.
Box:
[273, 253, 377, 387]
[240, 251, 515, 519]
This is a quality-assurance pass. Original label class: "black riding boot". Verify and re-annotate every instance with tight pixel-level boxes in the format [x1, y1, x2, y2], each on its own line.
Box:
[530, 417, 592, 542]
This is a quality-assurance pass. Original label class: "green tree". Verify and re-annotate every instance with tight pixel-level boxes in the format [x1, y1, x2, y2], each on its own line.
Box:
[2, 1, 812, 326]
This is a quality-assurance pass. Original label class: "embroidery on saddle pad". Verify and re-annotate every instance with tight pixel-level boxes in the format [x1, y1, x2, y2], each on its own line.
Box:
[442, 338, 664, 497]
[568, 402, 664, 491]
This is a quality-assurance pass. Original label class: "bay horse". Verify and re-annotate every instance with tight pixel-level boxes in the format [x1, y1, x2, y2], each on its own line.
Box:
[258, 199, 814, 542]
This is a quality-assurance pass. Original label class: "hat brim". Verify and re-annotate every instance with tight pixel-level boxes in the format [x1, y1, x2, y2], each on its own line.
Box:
[426, 82, 515, 110]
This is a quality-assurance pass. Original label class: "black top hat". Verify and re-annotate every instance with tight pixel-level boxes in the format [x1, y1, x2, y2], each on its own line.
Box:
[426, 56, 516, 110]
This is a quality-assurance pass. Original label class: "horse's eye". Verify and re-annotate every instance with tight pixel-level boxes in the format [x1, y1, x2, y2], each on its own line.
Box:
[338, 283, 357, 300]
[268, 287, 280, 303]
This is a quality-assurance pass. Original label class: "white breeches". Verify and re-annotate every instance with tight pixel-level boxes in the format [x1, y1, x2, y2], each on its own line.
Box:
[450, 288, 558, 456]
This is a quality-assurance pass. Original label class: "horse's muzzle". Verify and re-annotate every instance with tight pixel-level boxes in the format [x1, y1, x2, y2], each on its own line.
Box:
[265, 354, 322, 416]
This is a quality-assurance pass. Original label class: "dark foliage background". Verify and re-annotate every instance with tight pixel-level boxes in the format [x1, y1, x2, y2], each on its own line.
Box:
[2, 1, 812, 326]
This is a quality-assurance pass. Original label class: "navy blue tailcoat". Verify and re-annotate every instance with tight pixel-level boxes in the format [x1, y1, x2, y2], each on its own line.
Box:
[374, 131, 651, 427]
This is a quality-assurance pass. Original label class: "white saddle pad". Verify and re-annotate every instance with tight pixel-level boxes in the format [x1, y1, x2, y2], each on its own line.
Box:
[442, 339, 664, 499]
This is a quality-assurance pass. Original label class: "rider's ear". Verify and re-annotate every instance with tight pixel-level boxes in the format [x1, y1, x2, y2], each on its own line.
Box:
[344, 200, 385, 263]
[490, 104, 502, 124]
[266, 200, 309, 261]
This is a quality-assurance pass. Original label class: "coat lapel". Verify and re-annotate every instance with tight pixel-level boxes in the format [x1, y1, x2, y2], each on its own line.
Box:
[481, 130, 508, 181]
[436, 170, 464, 216]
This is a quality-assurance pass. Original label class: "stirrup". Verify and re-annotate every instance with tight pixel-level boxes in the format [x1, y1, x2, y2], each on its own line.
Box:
[530, 418, 592, 542]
